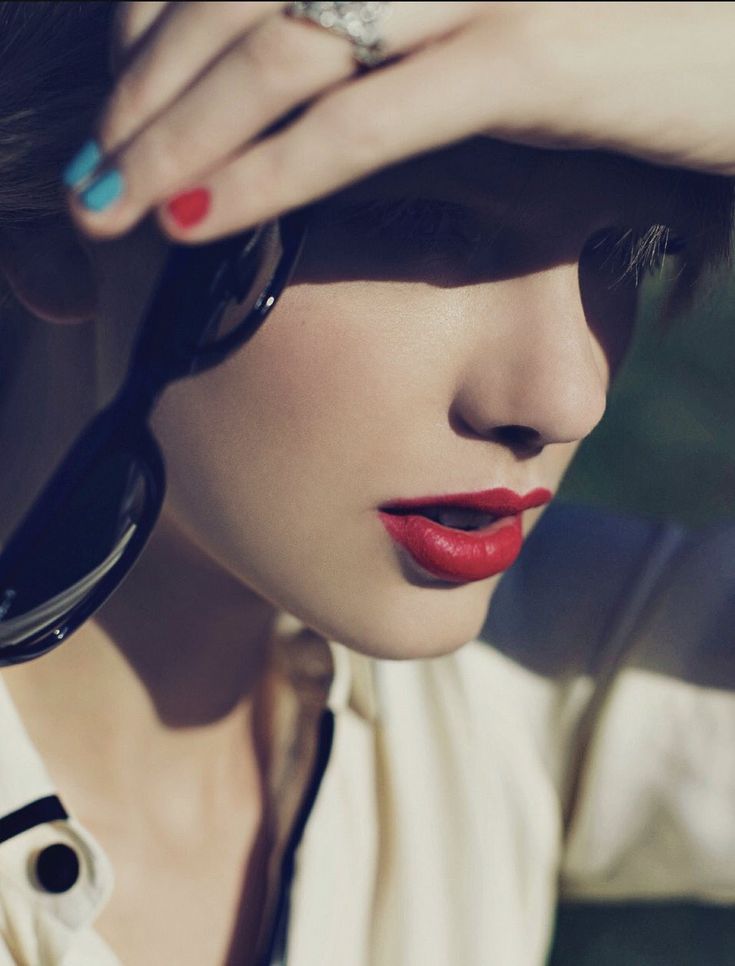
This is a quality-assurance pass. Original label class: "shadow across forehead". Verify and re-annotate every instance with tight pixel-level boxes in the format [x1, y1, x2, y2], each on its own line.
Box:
[336, 138, 685, 219]
[297, 137, 732, 288]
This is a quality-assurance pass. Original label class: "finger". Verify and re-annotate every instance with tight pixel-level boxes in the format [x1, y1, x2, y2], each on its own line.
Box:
[110, 1, 170, 75]
[287, 1, 485, 56]
[98, 0, 481, 160]
[68, 10, 356, 238]
[115, 0, 171, 51]
[103, 2, 284, 154]
[157, 24, 502, 240]
[68, 1, 485, 238]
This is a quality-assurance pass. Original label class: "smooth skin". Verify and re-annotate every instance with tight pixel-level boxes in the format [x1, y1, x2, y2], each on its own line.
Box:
[66, 1, 735, 244]
[1, 136, 702, 964]
[1, 3, 733, 963]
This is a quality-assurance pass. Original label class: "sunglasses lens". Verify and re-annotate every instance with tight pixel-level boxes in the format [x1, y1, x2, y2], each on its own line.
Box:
[196, 222, 286, 348]
[0, 448, 152, 655]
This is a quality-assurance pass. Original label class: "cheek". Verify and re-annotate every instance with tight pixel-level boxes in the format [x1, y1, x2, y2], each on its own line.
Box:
[146, 276, 585, 659]
[147, 279, 501, 658]
[151, 284, 373, 539]
[148, 280, 441, 585]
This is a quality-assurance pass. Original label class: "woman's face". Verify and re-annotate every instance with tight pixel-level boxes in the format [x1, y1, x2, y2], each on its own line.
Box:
[100, 139, 691, 659]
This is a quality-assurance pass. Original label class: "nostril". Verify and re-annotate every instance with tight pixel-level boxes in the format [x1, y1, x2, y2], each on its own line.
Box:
[490, 424, 543, 456]
[448, 405, 546, 456]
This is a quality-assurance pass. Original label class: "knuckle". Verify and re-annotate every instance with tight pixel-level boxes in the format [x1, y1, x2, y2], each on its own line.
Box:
[240, 18, 308, 95]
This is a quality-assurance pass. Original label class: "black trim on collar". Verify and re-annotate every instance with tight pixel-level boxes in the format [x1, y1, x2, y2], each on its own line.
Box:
[260, 707, 336, 966]
[0, 795, 68, 845]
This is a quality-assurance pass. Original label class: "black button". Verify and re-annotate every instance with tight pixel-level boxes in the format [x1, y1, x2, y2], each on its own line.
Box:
[34, 843, 80, 894]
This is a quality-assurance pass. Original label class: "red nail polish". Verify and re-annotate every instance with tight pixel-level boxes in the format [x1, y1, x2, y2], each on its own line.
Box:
[166, 188, 211, 229]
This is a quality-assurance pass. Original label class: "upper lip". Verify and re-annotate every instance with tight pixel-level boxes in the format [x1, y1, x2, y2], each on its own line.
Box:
[379, 487, 552, 517]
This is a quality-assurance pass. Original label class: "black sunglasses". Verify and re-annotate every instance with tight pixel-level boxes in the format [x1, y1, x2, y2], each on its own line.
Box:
[0, 212, 308, 665]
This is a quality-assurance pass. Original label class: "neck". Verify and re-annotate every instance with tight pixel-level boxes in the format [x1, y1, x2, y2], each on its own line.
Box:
[1, 512, 276, 826]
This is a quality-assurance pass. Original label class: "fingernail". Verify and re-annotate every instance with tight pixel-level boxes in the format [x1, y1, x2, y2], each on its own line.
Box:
[166, 188, 211, 229]
[62, 140, 102, 188]
[79, 169, 125, 213]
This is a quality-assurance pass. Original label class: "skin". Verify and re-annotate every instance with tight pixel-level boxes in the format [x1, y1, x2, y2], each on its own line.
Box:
[0, 138, 699, 964]
[65, 2, 735, 244]
[0, 2, 729, 960]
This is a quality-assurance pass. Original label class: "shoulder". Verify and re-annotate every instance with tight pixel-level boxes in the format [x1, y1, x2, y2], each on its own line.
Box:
[482, 501, 688, 677]
[368, 502, 735, 762]
[479, 502, 735, 903]
[481, 500, 735, 687]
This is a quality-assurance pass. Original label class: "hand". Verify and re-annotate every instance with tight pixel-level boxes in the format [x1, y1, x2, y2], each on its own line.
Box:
[64, 1, 735, 244]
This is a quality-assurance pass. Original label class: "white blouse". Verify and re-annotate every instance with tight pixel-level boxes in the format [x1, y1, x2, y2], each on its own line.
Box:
[0, 504, 732, 965]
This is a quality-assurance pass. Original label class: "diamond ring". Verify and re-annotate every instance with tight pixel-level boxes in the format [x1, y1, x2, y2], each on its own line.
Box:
[286, 1, 393, 68]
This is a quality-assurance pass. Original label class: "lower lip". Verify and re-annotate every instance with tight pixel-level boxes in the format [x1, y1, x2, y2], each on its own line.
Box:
[378, 512, 527, 583]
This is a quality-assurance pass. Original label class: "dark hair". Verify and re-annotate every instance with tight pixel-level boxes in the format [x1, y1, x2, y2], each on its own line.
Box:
[0, 2, 114, 225]
[0, 2, 115, 395]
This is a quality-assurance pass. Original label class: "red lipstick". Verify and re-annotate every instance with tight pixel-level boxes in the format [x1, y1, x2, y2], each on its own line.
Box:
[379, 487, 552, 583]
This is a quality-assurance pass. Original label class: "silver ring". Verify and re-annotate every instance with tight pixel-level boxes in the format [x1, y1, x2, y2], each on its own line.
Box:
[286, 1, 393, 68]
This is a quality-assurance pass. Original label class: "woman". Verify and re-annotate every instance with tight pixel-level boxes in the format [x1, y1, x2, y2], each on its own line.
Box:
[0, 3, 733, 965]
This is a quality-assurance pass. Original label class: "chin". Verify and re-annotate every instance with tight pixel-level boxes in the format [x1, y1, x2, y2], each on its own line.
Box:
[291, 574, 503, 662]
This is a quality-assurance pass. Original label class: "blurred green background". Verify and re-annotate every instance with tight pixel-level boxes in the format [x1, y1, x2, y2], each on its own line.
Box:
[560, 262, 735, 526]
[548, 901, 735, 966]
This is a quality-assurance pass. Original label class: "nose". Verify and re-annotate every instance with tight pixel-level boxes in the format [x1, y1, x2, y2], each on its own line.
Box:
[451, 264, 608, 453]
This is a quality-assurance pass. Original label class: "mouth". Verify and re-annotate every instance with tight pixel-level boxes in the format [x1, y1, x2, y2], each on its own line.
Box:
[378, 487, 552, 583]
[381, 505, 500, 532]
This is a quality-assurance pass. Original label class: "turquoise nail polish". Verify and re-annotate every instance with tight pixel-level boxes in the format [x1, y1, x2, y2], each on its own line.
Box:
[79, 169, 125, 213]
[62, 140, 102, 188]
